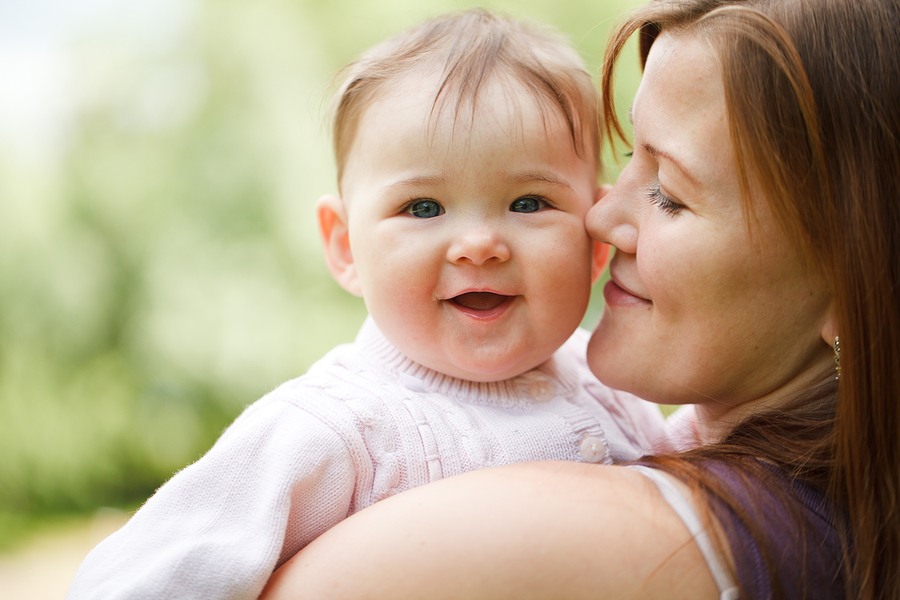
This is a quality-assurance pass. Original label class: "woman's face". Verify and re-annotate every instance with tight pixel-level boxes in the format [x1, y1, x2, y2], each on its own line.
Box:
[586, 32, 834, 416]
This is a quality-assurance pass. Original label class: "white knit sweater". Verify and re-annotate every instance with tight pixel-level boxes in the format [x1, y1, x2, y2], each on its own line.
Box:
[67, 318, 667, 599]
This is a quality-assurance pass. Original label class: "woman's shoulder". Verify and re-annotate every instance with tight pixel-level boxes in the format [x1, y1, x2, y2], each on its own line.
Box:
[262, 461, 721, 600]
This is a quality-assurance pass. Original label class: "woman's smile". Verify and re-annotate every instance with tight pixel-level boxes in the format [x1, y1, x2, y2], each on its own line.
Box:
[603, 264, 651, 307]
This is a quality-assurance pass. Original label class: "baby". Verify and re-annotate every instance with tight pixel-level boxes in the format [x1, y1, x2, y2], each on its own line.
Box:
[68, 9, 666, 599]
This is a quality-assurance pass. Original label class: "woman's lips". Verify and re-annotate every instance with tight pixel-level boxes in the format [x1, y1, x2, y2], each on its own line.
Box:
[603, 278, 651, 307]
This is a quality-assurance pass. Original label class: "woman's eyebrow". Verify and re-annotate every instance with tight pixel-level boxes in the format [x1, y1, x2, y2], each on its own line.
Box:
[629, 104, 700, 187]
[642, 143, 700, 187]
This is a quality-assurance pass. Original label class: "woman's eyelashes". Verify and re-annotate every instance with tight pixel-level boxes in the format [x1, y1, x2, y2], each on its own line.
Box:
[403, 198, 444, 218]
[648, 183, 684, 216]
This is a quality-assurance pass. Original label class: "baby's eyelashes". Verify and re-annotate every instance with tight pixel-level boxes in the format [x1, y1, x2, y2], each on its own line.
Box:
[509, 195, 551, 213]
[403, 198, 445, 218]
[398, 193, 560, 219]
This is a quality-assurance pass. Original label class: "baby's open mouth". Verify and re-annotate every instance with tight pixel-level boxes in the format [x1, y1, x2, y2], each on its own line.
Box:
[451, 292, 511, 311]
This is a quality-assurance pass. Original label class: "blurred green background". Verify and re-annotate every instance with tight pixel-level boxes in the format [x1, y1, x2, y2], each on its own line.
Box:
[0, 0, 642, 550]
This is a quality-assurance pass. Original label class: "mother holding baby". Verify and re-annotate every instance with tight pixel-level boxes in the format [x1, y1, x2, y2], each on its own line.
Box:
[262, 0, 900, 598]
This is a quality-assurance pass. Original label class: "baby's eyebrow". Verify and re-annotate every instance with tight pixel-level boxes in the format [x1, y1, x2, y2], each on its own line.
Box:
[383, 173, 573, 191]
[381, 175, 445, 192]
[508, 171, 574, 191]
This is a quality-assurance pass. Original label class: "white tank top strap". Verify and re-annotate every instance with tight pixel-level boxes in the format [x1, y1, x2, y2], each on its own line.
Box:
[629, 465, 741, 600]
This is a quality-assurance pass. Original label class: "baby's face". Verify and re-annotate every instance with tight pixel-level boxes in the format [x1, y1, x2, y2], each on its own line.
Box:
[340, 73, 600, 381]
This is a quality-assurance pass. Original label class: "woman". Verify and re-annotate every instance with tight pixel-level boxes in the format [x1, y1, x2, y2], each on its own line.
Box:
[261, 0, 900, 598]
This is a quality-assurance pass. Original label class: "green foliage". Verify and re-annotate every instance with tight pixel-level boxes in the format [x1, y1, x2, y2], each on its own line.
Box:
[0, 0, 640, 549]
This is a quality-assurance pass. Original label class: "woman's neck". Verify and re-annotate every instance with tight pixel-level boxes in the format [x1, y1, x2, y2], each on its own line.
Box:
[692, 359, 835, 445]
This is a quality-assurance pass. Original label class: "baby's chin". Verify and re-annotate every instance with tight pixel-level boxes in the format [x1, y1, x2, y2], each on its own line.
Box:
[378, 317, 570, 383]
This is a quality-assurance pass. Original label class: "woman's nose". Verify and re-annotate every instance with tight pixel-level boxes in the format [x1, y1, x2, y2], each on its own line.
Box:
[587, 178, 639, 255]
[446, 225, 511, 265]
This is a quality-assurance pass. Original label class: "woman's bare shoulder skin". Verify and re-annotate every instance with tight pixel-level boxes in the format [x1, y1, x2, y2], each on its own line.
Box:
[261, 461, 720, 600]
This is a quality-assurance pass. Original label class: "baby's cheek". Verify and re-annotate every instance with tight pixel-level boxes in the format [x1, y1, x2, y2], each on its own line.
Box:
[547, 227, 595, 270]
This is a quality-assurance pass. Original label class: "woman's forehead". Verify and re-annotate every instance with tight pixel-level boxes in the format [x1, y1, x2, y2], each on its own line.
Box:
[634, 32, 734, 198]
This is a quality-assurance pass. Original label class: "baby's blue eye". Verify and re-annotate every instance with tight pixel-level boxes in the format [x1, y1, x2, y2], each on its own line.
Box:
[509, 196, 545, 213]
[406, 199, 444, 218]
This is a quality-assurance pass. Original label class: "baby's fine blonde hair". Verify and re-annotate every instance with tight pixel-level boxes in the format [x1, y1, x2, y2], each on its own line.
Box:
[330, 8, 601, 191]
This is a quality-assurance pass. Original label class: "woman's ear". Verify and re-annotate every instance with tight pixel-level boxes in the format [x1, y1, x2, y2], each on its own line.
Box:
[591, 186, 613, 284]
[317, 194, 362, 296]
[820, 309, 838, 347]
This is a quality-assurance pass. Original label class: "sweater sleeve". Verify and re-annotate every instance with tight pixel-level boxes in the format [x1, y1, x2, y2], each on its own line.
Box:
[66, 396, 358, 600]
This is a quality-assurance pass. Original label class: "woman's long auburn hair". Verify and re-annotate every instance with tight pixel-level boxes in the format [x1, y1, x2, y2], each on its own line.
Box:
[602, 1, 900, 599]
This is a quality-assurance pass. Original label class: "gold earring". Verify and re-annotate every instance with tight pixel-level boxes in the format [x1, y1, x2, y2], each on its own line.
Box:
[834, 336, 841, 380]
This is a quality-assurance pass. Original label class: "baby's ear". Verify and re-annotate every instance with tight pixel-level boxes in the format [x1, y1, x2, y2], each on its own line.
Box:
[591, 186, 612, 283]
[591, 241, 611, 284]
[317, 194, 362, 296]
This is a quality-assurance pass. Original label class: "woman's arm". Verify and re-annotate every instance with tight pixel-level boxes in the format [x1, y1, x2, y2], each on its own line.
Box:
[260, 461, 720, 600]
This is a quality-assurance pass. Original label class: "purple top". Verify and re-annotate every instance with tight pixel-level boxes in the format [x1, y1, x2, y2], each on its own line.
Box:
[698, 460, 845, 600]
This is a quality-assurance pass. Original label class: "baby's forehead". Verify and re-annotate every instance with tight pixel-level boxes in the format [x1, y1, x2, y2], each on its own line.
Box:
[334, 52, 600, 195]
[338, 74, 598, 203]
[354, 66, 590, 154]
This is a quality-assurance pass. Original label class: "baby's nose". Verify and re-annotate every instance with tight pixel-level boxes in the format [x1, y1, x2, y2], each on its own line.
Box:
[446, 226, 511, 265]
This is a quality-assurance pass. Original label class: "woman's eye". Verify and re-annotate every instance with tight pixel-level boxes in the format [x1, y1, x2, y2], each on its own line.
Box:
[509, 196, 547, 213]
[405, 199, 444, 218]
[648, 184, 684, 216]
